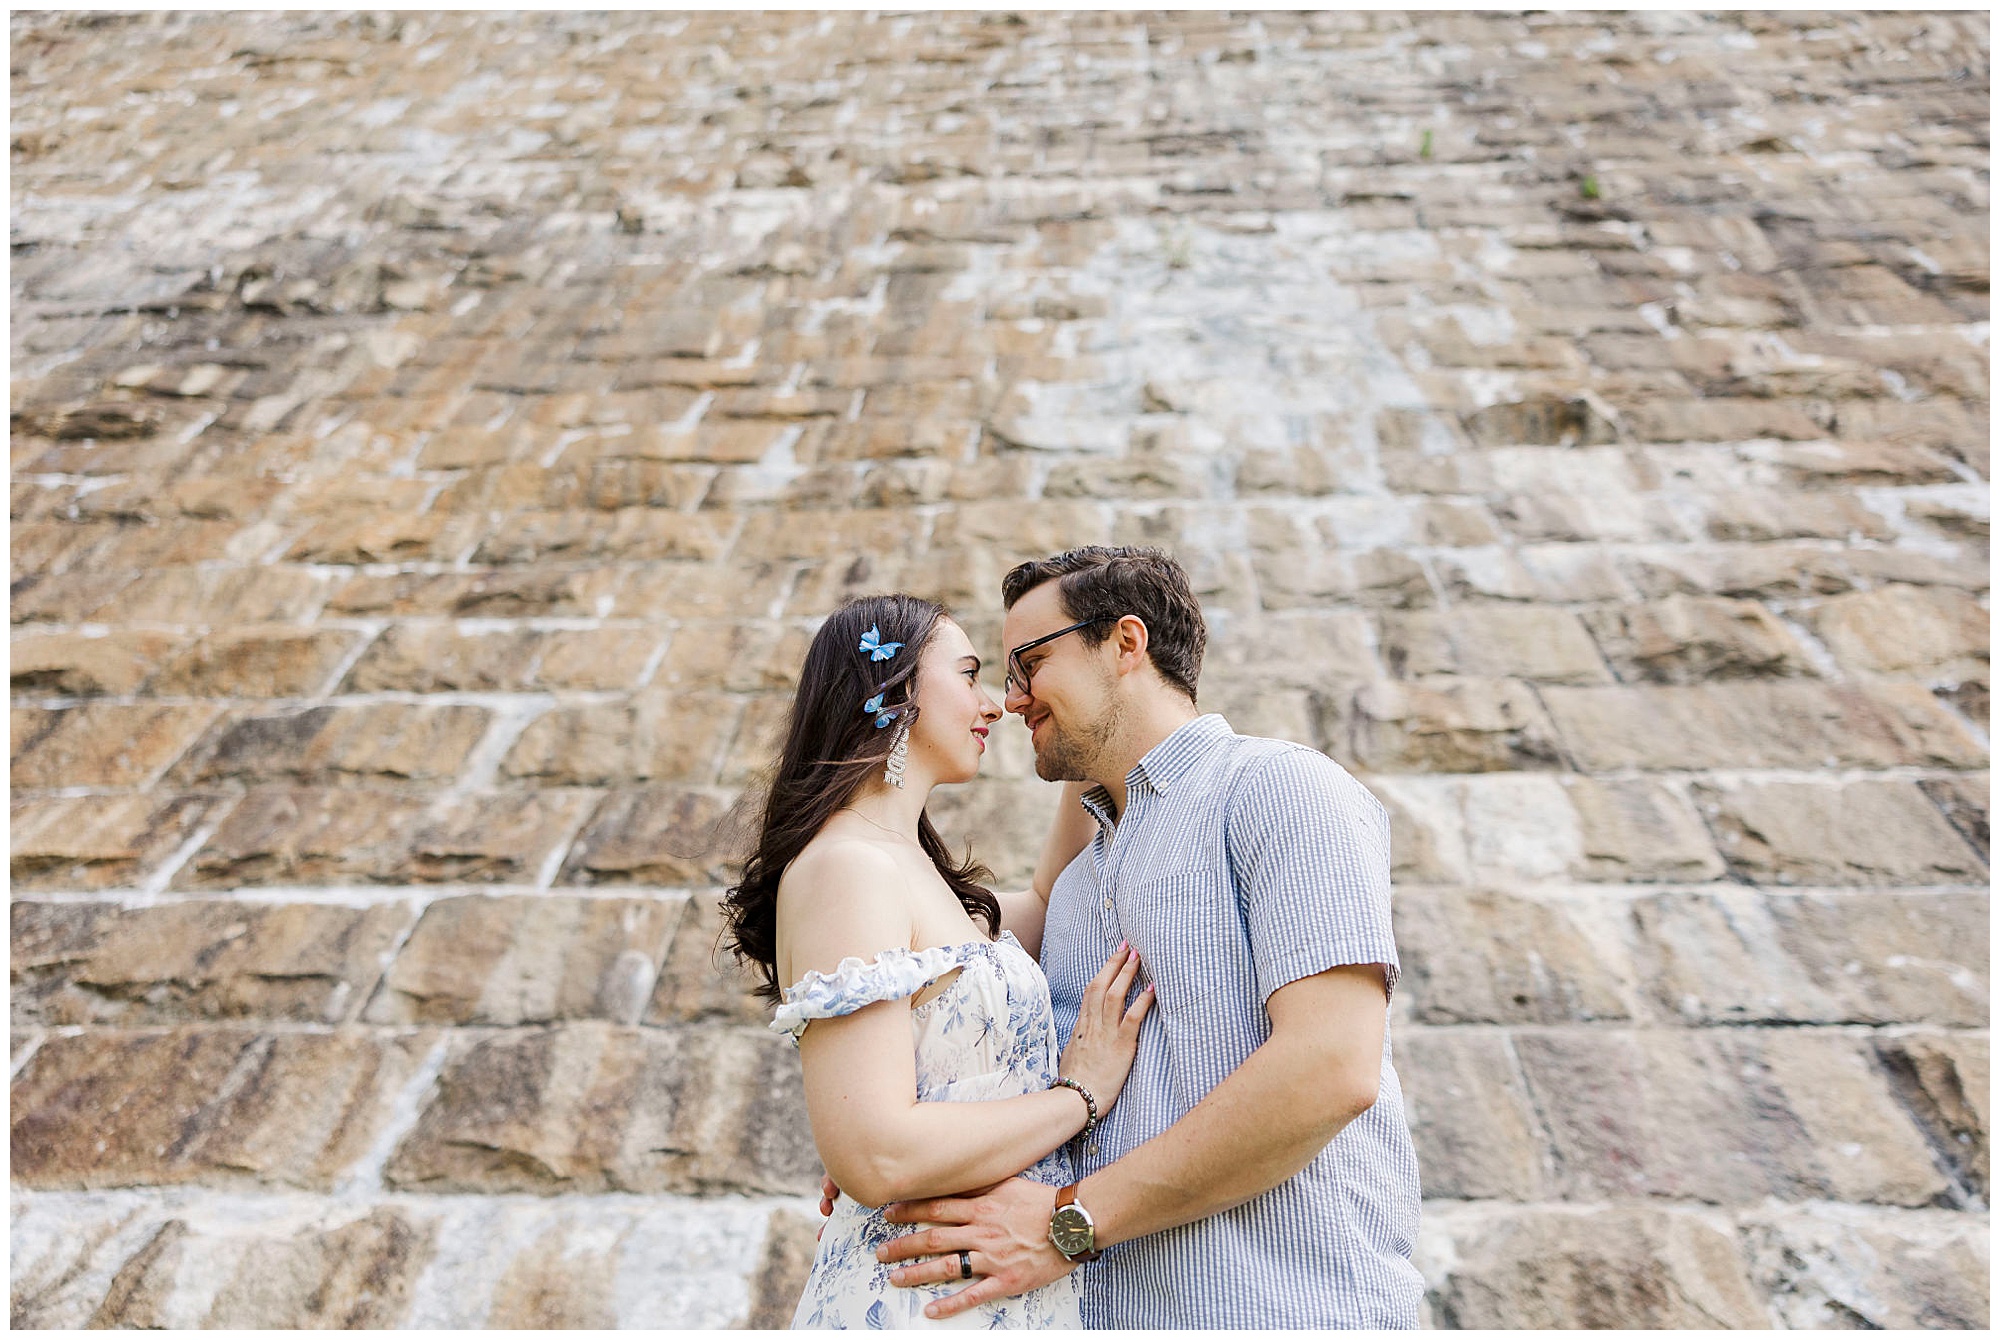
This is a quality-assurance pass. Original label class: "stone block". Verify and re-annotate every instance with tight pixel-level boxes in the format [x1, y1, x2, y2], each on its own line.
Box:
[200, 1207, 437, 1328]
[720, 693, 792, 785]
[10, 1027, 434, 1190]
[503, 690, 740, 786]
[340, 624, 540, 693]
[1701, 488, 1895, 542]
[925, 775, 1067, 890]
[174, 786, 430, 888]
[471, 508, 728, 564]
[9, 630, 185, 696]
[1919, 772, 1989, 861]
[1618, 543, 1858, 600]
[655, 620, 800, 693]
[1542, 681, 1985, 771]
[1393, 888, 1631, 1025]
[1582, 594, 1814, 683]
[173, 702, 490, 787]
[1513, 1029, 1948, 1206]
[365, 894, 677, 1025]
[736, 508, 928, 563]
[746, 1209, 822, 1330]
[10, 791, 226, 891]
[1377, 608, 1610, 684]
[384, 1022, 820, 1196]
[559, 786, 741, 886]
[1874, 1033, 1988, 1200]
[1254, 547, 1436, 610]
[1804, 584, 1988, 679]
[148, 627, 363, 697]
[1741, 1203, 1990, 1329]
[1396, 1030, 1553, 1200]
[1350, 677, 1565, 773]
[11, 703, 221, 789]
[284, 510, 486, 565]
[12, 899, 410, 1025]
[1697, 779, 1986, 885]
[531, 626, 666, 691]
[328, 566, 624, 619]
[398, 788, 601, 884]
[101, 564, 330, 625]
[1422, 1205, 1769, 1328]
[1568, 777, 1727, 881]
[644, 891, 772, 1027]
[1363, 776, 1473, 884]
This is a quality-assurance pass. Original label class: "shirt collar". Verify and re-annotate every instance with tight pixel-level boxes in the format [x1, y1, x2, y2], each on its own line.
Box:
[1078, 713, 1234, 828]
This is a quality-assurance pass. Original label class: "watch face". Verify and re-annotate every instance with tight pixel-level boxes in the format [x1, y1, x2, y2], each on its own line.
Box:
[1049, 1204, 1094, 1255]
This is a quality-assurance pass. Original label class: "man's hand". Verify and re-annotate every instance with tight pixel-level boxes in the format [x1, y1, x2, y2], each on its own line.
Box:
[875, 1177, 1076, 1320]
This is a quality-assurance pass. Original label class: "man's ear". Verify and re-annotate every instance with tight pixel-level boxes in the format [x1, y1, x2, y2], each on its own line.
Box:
[1112, 615, 1150, 676]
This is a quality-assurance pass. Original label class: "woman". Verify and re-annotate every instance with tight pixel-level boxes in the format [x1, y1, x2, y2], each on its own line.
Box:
[721, 593, 1153, 1329]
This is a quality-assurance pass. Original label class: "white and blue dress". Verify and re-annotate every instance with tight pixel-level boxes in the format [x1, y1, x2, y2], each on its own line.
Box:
[773, 931, 1083, 1330]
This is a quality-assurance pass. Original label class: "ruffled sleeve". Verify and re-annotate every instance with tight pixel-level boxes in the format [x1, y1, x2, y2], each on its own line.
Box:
[771, 944, 967, 1043]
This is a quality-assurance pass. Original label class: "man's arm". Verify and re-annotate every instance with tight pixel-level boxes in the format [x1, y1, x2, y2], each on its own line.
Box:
[877, 962, 1388, 1318]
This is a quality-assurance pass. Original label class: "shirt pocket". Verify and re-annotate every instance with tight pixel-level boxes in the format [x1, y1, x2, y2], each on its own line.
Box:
[1120, 867, 1244, 1022]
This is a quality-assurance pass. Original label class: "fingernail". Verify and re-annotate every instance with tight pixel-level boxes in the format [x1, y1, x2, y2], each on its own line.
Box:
[1118, 940, 1128, 952]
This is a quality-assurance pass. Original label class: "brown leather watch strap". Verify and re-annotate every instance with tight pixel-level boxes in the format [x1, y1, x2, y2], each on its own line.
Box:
[1056, 1183, 1078, 1210]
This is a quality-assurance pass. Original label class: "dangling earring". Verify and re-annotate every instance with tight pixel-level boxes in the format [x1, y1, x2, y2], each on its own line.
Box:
[884, 715, 910, 788]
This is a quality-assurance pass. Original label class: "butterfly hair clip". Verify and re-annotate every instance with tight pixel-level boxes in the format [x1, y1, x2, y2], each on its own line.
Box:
[858, 624, 902, 662]
[862, 692, 900, 729]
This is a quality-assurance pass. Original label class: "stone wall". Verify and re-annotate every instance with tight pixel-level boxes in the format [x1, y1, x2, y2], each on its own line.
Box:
[10, 10, 1988, 1328]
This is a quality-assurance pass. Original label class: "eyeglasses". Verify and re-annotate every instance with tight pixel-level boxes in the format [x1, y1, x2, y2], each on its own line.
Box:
[1006, 618, 1113, 697]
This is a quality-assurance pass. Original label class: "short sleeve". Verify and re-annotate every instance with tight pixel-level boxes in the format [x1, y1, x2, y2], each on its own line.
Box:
[1226, 747, 1399, 1005]
[770, 944, 966, 1043]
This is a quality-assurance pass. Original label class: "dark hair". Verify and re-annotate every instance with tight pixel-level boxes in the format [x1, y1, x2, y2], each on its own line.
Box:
[719, 593, 1000, 1003]
[1001, 546, 1207, 701]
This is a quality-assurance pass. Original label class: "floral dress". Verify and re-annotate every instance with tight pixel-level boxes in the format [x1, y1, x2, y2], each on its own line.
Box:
[772, 931, 1083, 1330]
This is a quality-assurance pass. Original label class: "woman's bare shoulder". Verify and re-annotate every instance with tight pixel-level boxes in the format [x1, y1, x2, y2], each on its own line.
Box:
[775, 833, 915, 981]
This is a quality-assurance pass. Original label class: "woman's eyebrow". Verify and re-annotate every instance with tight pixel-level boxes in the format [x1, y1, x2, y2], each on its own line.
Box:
[960, 654, 982, 671]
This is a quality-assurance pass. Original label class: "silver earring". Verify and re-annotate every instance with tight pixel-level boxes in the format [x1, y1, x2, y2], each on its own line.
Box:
[884, 715, 910, 788]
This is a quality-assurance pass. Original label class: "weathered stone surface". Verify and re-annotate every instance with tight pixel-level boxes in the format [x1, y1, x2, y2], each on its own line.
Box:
[1350, 677, 1565, 773]
[1567, 777, 1727, 881]
[365, 894, 676, 1025]
[147, 627, 362, 697]
[1421, 1205, 1770, 1328]
[384, 1022, 819, 1195]
[172, 702, 491, 787]
[503, 690, 740, 785]
[10, 791, 227, 891]
[11, 1028, 434, 1190]
[1632, 890, 1989, 1027]
[1513, 1029, 1948, 1207]
[1543, 681, 1985, 771]
[339, 623, 541, 693]
[1804, 584, 1989, 680]
[746, 1208, 822, 1330]
[12, 899, 410, 1025]
[9, 629, 185, 696]
[645, 892, 771, 1027]
[1697, 779, 1986, 886]
[12, 703, 222, 789]
[1255, 547, 1436, 610]
[398, 788, 601, 884]
[1397, 1030, 1553, 1201]
[531, 625, 667, 691]
[1582, 594, 1813, 683]
[1741, 1203, 1990, 1329]
[1377, 607, 1609, 684]
[1920, 771, 1990, 862]
[201, 1207, 436, 1328]
[1874, 1033, 1989, 1201]
[173, 786, 430, 887]
[1394, 889, 1631, 1025]
[557, 785, 738, 886]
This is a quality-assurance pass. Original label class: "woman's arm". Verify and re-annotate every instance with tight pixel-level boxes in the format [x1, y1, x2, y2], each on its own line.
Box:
[779, 839, 1094, 1206]
[993, 781, 1095, 958]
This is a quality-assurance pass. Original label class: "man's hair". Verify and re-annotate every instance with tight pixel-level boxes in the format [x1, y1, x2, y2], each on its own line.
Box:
[1002, 546, 1207, 702]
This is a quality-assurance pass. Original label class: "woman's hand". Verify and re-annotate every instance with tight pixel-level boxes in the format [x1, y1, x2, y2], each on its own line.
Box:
[1055, 943, 1154, 1116]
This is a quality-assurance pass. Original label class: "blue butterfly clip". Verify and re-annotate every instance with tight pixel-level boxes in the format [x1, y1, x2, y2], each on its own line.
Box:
[858, 624, 902, 662]
[862, 692, 897, 729]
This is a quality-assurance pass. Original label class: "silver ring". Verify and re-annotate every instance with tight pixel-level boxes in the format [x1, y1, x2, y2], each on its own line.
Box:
[958, 1250, 973, 1280]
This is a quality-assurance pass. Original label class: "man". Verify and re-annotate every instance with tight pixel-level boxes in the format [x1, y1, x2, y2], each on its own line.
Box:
[871, 545, 1424, 1327]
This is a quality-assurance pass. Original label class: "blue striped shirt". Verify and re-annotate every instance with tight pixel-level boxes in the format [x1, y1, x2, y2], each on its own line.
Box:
[1042, 713, 1424, 1329]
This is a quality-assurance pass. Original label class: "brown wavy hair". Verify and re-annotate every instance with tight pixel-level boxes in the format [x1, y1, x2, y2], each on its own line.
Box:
[719, 593, 1000, 1003]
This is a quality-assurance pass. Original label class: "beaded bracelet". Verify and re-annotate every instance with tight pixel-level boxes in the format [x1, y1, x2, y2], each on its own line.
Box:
[1051, 1076, 1099, 1139]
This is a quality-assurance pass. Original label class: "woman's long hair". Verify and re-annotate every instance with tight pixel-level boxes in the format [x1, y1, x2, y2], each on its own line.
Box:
[720, 593, 1000, 1003]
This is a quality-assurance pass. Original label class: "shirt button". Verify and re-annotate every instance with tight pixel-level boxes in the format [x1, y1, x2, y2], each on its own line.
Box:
[1086, 1141, 1101, 1157]
[1103, 897, 1114, 911]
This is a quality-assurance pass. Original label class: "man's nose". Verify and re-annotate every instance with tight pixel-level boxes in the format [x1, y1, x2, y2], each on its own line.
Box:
[1003, 680, 1032, 716]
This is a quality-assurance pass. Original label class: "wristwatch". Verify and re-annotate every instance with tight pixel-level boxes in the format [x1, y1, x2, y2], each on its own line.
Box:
[1047, 1183, 1102, 1262]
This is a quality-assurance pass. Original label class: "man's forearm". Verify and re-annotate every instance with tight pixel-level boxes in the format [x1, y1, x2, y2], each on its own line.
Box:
[1078, 1033, 1374, 1248]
